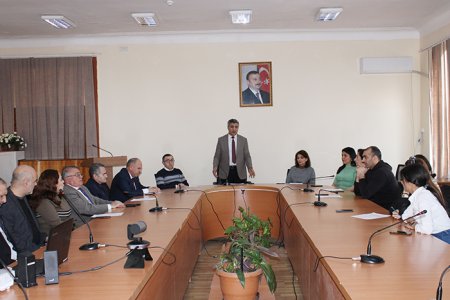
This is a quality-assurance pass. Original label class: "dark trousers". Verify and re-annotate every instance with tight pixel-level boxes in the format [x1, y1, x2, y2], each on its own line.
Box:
[217, 166, 247, 184]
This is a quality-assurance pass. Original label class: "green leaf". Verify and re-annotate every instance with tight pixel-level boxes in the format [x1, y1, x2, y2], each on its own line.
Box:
[236, 269, 245, 288]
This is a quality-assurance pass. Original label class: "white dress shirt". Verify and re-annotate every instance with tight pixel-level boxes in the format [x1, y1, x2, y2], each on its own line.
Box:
[402, 186, 450, 234]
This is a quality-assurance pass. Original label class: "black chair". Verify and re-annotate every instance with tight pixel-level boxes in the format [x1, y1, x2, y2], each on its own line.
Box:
[441, 184, 450, 213]
[395, 164, 405, 181]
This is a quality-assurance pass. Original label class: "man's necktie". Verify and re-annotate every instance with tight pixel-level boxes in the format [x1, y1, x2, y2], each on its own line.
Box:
[79, 188, 94, 204]
[232, 136, 236, 164]
[256, 92, 263, 104]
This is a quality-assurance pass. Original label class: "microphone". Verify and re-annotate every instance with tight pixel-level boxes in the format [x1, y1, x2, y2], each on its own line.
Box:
[360, 210, 427, 264]
[437, 265, 450, 300]
[149, 194, 163, 212]
[174, 184, 185, 194]
[63, 193, 101, 250]
[303, 175, 335, 192]
[314, 188, 339, 207]
[92, 144, 113, 157]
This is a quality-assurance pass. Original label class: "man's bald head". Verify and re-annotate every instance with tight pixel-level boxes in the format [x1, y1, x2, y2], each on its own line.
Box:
[11, 165, 37, 196]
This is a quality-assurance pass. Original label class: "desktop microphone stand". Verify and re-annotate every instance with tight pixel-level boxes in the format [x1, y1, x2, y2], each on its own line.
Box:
[303, 182, 314, 193]
[124, 237, 153, 269]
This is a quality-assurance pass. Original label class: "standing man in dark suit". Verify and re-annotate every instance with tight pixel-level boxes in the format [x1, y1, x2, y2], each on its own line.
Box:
[0, 178, 17, 267]
[85, 163, 111, 200]
[62, 166, 124, 225]
[0, 166, 44, 254]
[213, 119, 255, 184]
[110, 158, 160, 202]
[242, 71, 270, 105]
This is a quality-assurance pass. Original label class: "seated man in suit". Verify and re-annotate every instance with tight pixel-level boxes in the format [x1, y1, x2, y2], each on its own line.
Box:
[0, 166, 45, 254]
[354, 146, 401, 211]
[110, 158, 160, 202]
[0, 178, 17, 267]
[241, 71, 270, 105]
[85, 163, 111, 200]
[62, 166, 124, 224]
[155, 154, 189, 190]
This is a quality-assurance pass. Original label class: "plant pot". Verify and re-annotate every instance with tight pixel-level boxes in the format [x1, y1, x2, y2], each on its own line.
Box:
[217, 268, 263, 300]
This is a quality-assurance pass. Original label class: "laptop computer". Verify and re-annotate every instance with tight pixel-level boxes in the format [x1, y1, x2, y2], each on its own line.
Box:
[45, 218, 74, 265]
[15, 218, 74, 275]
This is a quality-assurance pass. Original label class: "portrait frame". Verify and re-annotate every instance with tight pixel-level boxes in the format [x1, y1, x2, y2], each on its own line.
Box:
[239, 62, 273, 107]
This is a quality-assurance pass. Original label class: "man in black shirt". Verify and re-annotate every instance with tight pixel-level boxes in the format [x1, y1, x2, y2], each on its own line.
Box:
[354, 146, 401, 211]
[0, 166, 45, 254]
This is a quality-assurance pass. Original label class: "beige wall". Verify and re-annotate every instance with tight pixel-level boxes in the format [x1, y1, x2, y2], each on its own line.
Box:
[0, 36, 421, 186]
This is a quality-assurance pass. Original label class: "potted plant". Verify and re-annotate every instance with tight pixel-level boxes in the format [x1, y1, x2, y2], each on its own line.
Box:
[216, 206, 277, 299]
[0, 132, 27, 151]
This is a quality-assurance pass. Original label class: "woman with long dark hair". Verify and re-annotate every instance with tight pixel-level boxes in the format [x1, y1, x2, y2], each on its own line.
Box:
[332, 147, 356, 190]
[286, 150, 316, 184]
[393, 163, 450, 244]
[30, 169, 72, 235]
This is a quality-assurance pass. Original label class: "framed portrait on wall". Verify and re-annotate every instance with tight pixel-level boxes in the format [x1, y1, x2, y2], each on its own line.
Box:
[239, 62, 272, 107]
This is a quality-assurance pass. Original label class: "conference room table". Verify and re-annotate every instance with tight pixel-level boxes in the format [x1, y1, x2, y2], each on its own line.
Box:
[3, 184, 449, 299]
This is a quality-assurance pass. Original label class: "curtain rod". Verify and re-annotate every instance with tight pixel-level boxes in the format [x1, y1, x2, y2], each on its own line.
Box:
[0, 53, 99, 59]
[420, 35, 450, 52]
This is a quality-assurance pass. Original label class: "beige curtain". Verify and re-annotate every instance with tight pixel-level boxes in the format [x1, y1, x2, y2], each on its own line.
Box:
[429, 40, 450, 178]
[0, 59, 30, 133]
[0, 57, 98, 159]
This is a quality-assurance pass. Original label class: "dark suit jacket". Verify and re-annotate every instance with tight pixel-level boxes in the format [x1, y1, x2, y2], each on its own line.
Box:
[110, 168, 149, 202]
[85, 178, 110, 200]
[213, 134, 253, 180]
[0, 189, 42, 254]
[242, 88, 270, 105]
[0, 223, 14, 267]
[63, 185, 110, 224]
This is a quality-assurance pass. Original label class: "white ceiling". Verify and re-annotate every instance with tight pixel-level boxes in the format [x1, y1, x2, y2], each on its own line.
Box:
[1, 0, 450, 40]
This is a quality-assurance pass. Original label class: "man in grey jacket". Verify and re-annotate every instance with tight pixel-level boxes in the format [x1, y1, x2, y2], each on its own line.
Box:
[62, 166, 124, 225]
[213, 119, 255, 184]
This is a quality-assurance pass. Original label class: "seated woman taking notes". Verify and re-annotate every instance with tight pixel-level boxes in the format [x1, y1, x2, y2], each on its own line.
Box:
[286, 150, 315, 184]
[332, 147, 357, 190]
[393, 163, 450, 244]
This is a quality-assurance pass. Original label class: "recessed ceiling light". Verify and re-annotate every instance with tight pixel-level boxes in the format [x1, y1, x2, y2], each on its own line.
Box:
[41, 15, 76, 29]
[132, 13, 158, 26]
[316, 8, 343, 22]
[229, 10, 252, 24]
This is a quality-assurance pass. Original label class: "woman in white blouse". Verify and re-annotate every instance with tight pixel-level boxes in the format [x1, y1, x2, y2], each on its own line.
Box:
[393, 163, 450, 244]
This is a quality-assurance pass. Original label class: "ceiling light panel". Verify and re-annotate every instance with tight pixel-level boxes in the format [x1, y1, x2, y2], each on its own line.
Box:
[132, 13, 158, 26]
[316, 8, 343, 22]
[229, 10, 252, 24]
[41, 15, 76, 29]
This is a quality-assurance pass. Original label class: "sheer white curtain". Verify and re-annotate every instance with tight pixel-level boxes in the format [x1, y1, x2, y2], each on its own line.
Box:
[429, 40, 450, 178]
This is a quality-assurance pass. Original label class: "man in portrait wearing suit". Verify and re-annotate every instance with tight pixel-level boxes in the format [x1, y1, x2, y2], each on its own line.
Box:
[110, 158, 160, 202]
[241, 70, 270, 105]
[213, 119, 255, 184]
[0, 178, 17, 267]
[62, 166, 124, 224]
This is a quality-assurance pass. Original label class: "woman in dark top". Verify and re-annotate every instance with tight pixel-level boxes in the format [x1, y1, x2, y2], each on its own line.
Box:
[29, 169, 73, 235]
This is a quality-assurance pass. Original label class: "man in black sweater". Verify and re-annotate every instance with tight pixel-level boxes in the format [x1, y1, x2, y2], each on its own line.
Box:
[354, 146, 401, 211]
[155, 154, 189, 190]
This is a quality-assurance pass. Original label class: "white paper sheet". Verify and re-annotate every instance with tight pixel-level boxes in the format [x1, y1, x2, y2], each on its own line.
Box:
[351, 212, 390, 220]
[130, 196, 156, 202]
[91, 212, 124, 218]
